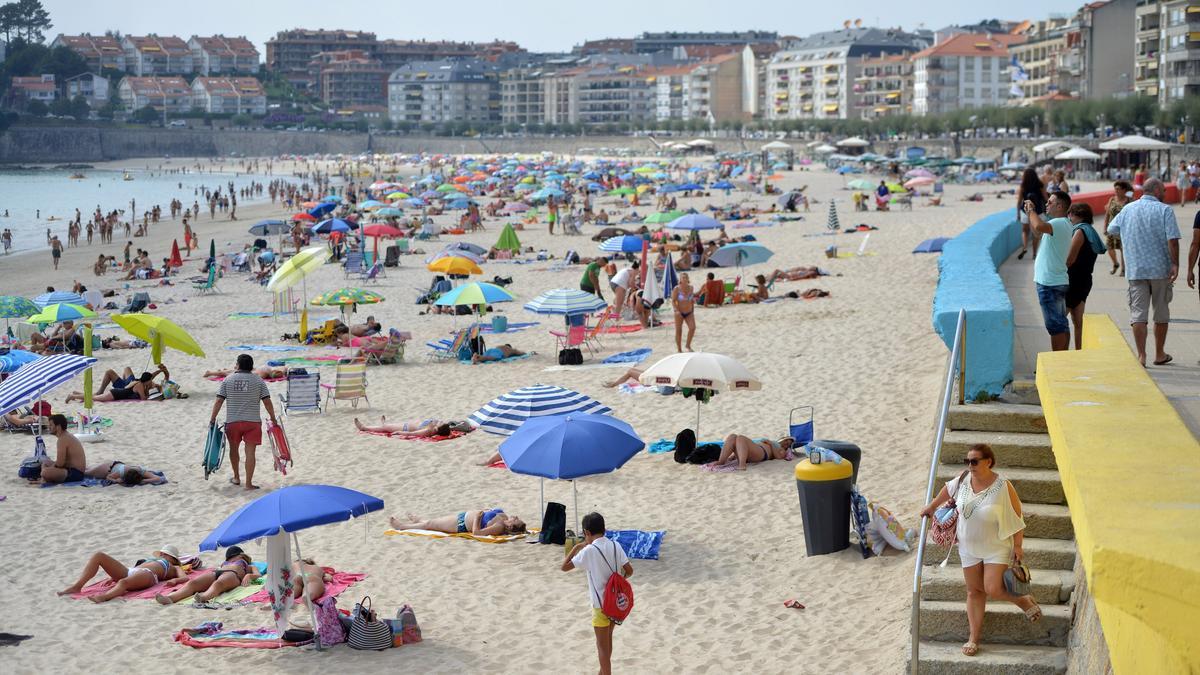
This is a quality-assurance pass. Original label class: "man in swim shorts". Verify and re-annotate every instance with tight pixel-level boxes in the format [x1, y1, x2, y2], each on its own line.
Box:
[472, 344, 526, 364]
[40, 414, 87, 484]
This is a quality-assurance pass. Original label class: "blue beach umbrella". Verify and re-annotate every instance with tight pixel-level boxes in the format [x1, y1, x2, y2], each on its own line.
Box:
[523, 289, 609, 316]
[711, 180, 735, 191]
[249, 219, 289, 236]
[308, 202, 336, 218]
[913, 237, 950, 254]
[709, 242, 774, 269]
[199, 484, 384, 551]
[661, 253, 679, 300]
[0, 349, 39, 374]
[599, 235, 646, 253]
[312, 218, 353, 234]
[34, 291, 85, 308]
[375, 207, 404, 217]
[469, 384, 612, 436]
[677, 182, 704, 191]
[320, 195, 341, 203]
[668, 214, 724, 231]
[433, 282, 514, 307]
[0, 353, 96, 415]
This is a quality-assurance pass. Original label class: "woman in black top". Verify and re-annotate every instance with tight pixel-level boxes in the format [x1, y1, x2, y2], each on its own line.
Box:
[1065, 203, 1103, 350]
[1016, 168, 1047, 260]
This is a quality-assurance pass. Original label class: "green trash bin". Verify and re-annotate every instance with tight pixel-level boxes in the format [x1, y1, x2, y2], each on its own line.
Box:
[794, 457, 853, 556]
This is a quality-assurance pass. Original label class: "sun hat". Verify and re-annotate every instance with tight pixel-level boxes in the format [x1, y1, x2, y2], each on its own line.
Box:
[156, 545, 181, 564]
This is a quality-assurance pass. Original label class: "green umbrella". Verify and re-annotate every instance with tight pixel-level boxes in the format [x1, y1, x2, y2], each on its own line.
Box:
[846, 179, 875, 191]
[209, 239, 216, 261]
[608, 187, 636, 196]
[495, 223, 522, 253]
[436, 183, 460, 193]
[886, 182, 908, 194]
[311, 287, 384, 320]
[28, 303, 96, 324]
[644, 210, 684, 224]
[0, 296, 39, 335]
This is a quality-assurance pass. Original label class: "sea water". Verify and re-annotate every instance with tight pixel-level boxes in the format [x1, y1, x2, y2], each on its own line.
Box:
[0, 168, 270, 255]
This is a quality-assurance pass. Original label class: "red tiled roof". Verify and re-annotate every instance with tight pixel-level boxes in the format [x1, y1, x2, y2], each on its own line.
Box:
[913, 33, 1024, 59]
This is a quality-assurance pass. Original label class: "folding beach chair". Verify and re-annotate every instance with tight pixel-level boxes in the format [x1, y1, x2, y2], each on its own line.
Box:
[308, 319, 338, 345]
[193, 266, 219, 294]
[122, 292, 151, 313]
[342, 250, 365, 278]
[362, 329, 406, 365]
[322, 359, 369, 411]
[789, 406, 814, 446]
[359, 262, 384, 283]
[425, 325, 474, 362]
[278, 369, 322, 416]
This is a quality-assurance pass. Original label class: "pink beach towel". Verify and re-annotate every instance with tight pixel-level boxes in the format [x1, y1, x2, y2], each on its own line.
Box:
[357, 429, 470, 443]
[242, 569, 366, 604]
[71, 567, 209, 601]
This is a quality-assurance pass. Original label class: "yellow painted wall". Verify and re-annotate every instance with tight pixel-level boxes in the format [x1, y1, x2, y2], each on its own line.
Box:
[1036, 315, 1200, 674]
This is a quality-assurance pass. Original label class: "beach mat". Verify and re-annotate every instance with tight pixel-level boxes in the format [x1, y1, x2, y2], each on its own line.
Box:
[358, 429, 470, 442]
[42, 470, 167, 488]
[174, 621, 311, 649]
[464, 353, 532, 365]
[607, 530, 665, 560]
[385, 528, 534, 544]
[602, 348, 651, 364]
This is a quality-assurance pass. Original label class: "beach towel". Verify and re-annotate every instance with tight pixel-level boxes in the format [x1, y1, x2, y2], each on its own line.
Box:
[266, 355, 346, 367]
[605, 530, 665, 560]
[702, 449, 795, 472]
[648, 438, 720, 455]
[602, 348, 651, 364]
[173, 621, 311, 649]
[466, 352, 532, 365]
[600, 323, 645, 334]
[207, 375, 287, 383]
[226, 312, 275, 319]
[42, 470, 167, 488]
[357, 429, 470, 442]
[479, 321, 539, 333]
[618, 382, 654, 395]
[244, 569, 365, 605]
[384, 528, 534, 544]
[487, 459, 507, 469]
[226, 345, 307, 352]
[71, 566, 208, 600]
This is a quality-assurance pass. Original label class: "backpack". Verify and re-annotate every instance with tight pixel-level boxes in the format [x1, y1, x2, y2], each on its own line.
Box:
[673, 429, 696, 464]
[539, 501, 566, 545]
[18, 435, 48, 480]
[591, 540, 633, 624]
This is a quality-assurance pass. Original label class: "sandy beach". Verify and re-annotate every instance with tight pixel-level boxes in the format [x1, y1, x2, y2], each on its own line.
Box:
[0, 155, 1065, 673]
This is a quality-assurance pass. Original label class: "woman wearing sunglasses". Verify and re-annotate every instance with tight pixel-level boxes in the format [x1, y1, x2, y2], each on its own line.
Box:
[919, 443, 1041, 657]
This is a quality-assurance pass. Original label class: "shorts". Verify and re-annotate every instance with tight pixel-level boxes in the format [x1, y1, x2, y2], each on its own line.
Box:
[1105, 233, 1121, 251]
[1036, 283, 1070, 336]
[225, 420, 262, 447]
[1128, 278, 1173, 324]
[52, 250, 61, 259]
[112, 387, 139, 401]
[959, 546, 1013, 568]
[592, 608, 612, 628]
[64, 466, 85, 483]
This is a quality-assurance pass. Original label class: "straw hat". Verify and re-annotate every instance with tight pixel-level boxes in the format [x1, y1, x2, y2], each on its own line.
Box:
[155, 545, 181, 564]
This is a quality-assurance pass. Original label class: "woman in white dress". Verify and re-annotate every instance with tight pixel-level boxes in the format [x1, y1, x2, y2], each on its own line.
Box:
[920, 444, 1042, 657]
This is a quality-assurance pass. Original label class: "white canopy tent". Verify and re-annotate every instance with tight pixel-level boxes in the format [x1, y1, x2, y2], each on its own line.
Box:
[1097, 134, 1171, 151]
[762, 140, 792, 151]
[1055, 147, 1102, 160]
[687, 138, 715, 147]
[813, 144, 837, 154]
[1033, 140, 1073, 154]
[836, 136, 870, 148]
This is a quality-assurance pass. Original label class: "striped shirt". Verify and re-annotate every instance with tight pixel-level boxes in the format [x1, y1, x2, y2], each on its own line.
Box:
[216, 372, 271, 424]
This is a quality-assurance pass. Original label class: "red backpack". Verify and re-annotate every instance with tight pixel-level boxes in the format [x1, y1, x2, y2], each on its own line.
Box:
[592, 541, 633, 624]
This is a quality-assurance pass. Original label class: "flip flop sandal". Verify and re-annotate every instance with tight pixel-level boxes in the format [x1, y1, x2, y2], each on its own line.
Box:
[783, 599, 805, 610]
[961, 642, 978, 656]
[229, 477, 240, 486]
[1153, 355, 1173, 366]
[1025, 603, 1043, 623]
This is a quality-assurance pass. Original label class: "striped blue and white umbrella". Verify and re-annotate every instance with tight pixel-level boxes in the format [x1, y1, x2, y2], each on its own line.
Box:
[524, 289, 608, 316]
[599, 235, 646, 253]
[469, 384, 612, 436]
[0, 353, 96, 415]
[0, 349, 38, 374]
[661, 253, 679, 299]
[34, 291, 85, 308]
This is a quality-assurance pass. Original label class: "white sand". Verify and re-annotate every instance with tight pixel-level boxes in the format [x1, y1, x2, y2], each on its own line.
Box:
[1, 157, 1041, 672]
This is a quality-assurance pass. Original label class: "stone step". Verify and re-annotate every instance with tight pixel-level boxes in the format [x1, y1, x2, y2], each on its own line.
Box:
[919, 565, 1076, 605]
[923, 537, 1076, 570]
[948, 403, 1046, 434]
[1022, 503, 1074, 540]
[911, 640, 1067, 675]
[917, 600, 1071, 647]
[936, 465, 1065, 505]
[940, 430, 1056, 470]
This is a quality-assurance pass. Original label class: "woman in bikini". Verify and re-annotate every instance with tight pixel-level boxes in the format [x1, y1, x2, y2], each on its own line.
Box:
[388, 509, 527, 536]
[715, 434, 796, 471]
[354, 416, 469, 438]
[83, 459, 167, 486]
[292, 557, 330, 602]
[58, 545, 185, 603]
[673, 272, 696, 352]
[155, 545, 260, 605]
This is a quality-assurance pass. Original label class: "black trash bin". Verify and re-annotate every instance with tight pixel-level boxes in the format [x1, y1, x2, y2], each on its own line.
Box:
[794, 457, 853, 556]
[809, 439, 861, 485]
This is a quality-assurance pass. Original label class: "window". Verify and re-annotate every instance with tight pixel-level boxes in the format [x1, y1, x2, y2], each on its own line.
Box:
[964, 88, 976, 99]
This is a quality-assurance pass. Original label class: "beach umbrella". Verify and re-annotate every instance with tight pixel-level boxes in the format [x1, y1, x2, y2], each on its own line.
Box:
[495, 223, 521, 253]
[827, 200, 841, 232]
[709, 242, 774, 270]
[292, 212, 316, 222]
[637, 352, 761, 435]
[249, 220, 290, 236]
[0, 296, 39, 334]
[311, 288, 384, 310]
[846, 179, 875, 191]
[320, 195, 342, 203]
[375, 207, 404, 217]
[913, 237, 951, 254]
[308, 202, 336, 218]
[361, 224, 405, 238]
[358, 200, 385, 210]
[267, 246, 330, 294]
[661, 253, 679, 300]
[433, 282, 513, 308]
[0, 353, 96, 416]
[82, 322, 93, 411]
[904, 168, 934, 179]
[523, 288, 608, 316]
[386, 191, 410, 200]
[503, 202, 529, 213]
[209, 239, 215, 262]
[500, 413, 644, 532]
[0, 349, 38, 374]
[112, 313, 206, 364]
[34, 291, 85, 308]
[599, 235, 646, 253]
[28, 303, 95, 324]
[644, 210, 684, 224]
[886, 183, 907, 194]
[668, 214, 724, 231]
[427, 256, 482, 276]
[641, 260, 664, 311]
[169, 240, 183, 268]
[975, 170, 999, 181]
[427, 247, 486, 264]
[312, 218, 353, 234]
[677, 182, 704, 191]
[608, 187, 636, 196]
[198, 484, 384, 643]
[435, 183, 459, 193]
[469, 384, 612, 436]
[835, 166, 862, 175]
[711, 180, 735, 191]
[904, 177, 935, 189]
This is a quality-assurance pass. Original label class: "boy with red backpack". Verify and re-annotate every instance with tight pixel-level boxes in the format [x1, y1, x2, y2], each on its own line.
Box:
[561, 512, 634, 675]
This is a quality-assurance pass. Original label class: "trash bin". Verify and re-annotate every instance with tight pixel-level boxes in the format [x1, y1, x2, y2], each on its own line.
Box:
[795, 458, 853, 556]
[809, 440, 861, 485]
[491, 315, 508, 333]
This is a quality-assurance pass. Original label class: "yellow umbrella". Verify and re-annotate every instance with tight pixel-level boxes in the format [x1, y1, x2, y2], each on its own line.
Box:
[427, 257, 483, 276]
[112, 313, 205, 365]
[267, 246, 330, 293]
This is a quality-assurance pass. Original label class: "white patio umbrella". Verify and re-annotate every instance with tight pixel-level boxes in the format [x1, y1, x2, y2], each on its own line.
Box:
[638, 352, 761, 435]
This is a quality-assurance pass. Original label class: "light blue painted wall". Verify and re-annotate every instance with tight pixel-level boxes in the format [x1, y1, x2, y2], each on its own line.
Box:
[932, 208, 1021, 399]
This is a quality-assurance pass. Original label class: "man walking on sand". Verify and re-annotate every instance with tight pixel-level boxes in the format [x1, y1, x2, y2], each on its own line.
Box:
[562, 512, 633, 675]
[210, 354, 278, 490]
[1107, 178, 1182, 366]
[50, 235, 63, 270]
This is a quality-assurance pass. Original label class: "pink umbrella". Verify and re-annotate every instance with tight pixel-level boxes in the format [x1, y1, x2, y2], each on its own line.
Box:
[904, 168, 934, 179]
[904, 176, 935, 189]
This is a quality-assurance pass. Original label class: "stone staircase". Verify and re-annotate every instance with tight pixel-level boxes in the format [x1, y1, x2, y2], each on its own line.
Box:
[911, 402, 1076, 675]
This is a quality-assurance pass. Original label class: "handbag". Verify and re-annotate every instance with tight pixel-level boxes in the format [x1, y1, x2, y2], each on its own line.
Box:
[18, 435, 48, 481]
[313, 596, 346, 646]
[929, 470, 968, 548]
[347, 596, 393, 650]
[384, 604, 423, 646]
[1004, 558, 1032, 596]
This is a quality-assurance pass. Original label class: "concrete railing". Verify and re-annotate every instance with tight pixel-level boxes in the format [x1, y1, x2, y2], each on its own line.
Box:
[1037, 315, 1200, 674]
[930, 208, 1021, 399]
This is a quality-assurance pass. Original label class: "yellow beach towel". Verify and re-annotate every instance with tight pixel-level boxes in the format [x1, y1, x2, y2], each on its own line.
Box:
[384, 528, 537, 544]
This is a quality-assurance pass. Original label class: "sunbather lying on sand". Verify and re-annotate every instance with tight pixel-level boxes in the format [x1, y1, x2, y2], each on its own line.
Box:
[603, 367, 644, 388]
[84, 459, 166, 486]
[4, 410, 42, 428]
[472, 343, 526, 363]
[155, 545, 259, 605]
[389, 509, 527, 536]
[58, 545, 184, 603]
[204, 366, 285, 379]
[770, 266, 823, 282]
[292, 558, 329, 602]
[716, 434, 795, 470]
[66, 365, 168, 403]
[354, 416, 470, 437]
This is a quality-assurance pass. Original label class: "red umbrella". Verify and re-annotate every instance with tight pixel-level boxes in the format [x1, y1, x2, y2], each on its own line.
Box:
[292, 213, 316, 222]
[362, 224, 404, 238]
[169, 239, 183, 268]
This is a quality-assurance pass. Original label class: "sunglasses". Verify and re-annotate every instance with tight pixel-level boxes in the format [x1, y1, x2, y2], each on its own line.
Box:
[963, 458, 984, 466]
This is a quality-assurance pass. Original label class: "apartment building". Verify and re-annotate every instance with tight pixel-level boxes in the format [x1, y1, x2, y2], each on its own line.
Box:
[191, 77, 267, 114]
[1076, 0, 1137, 99]
[387, 59, 500, 124]
[632, 31, 778, 53]
[500, 66, 560, 126]
[569, 65, 655, 126]
[853, 53, 913, 119]
[116, 76, 192, 113]
[188, 35, 260, 75]
[50, 34, 126, 71]
[9, 75, 56, 104]
[1135, 1, 1164, 96]
[64, 73, 109, 107]
[374, 39, 522, 72]
[1009, 16, 1081, 102]
[266, 29, 378, 89]
[912, 34, 1025, 115]
[121, 35, 193, 76]
[647, 64, 692, 120]
[1157, 0, 1200, 102]
[313, 51, 390, 109]
[767, 27, 926, 120]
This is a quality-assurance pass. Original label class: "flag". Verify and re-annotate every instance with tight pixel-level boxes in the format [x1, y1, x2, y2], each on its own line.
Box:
[1010, 83, 1024, 98]
[1010, 55, 1029, 82]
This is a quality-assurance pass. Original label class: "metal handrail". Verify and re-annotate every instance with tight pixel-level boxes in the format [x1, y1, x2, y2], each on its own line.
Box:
[910, 308, 966, 674]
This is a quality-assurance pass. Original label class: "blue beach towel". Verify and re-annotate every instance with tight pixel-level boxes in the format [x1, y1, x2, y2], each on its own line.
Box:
[605, 530, 665, 560]
[464, 352, 533, 365]
[41, 470, 167, 488]
[602, 348, 651, 364]
[479, 321, 539, 334]
[648, 438, 721, 455]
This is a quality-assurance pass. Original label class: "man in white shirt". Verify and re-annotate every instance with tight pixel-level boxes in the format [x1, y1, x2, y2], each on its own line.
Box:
[562, 512, 634, 675]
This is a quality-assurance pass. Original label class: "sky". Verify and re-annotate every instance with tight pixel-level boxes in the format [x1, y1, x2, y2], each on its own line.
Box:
[42, 0, 1086, 54]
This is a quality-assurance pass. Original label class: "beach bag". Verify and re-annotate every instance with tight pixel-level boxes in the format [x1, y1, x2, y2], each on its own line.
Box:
[930, 470, 968, 548]
[557, 347, 583, 365]
[539, 501, 567, 545]
[384, 604, 422, 646]
[1004, 559, 1032, 596]
[687, 443, 722, 465]
[281, 629, 313, 643]
[18, 435, 48, 480]
[347, 596, 392, 650]
[313, 597, 346, 646]
[672, 428, 696, 464]
[592, 540, 634, 624]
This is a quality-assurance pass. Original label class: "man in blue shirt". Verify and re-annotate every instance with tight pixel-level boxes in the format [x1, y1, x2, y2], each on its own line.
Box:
[1107, 179, 1182, 366]
[1026, 191, 1074, 351]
